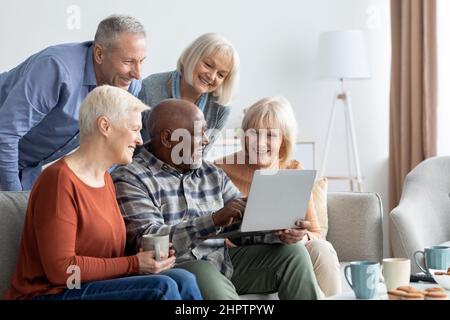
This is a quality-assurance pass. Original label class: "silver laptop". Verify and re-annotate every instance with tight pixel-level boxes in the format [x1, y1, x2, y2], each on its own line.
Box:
[207, 169, 317, 239]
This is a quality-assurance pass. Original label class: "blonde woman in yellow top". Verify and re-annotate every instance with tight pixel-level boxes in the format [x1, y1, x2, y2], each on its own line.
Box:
[215, 96, 342, 297]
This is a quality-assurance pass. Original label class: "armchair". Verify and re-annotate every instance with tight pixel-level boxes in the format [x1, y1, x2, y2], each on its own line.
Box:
[390, 156, 450, 273]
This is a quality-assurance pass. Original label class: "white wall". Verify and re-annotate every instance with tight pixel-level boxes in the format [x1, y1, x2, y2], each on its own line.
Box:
[0, 0, 391, 251]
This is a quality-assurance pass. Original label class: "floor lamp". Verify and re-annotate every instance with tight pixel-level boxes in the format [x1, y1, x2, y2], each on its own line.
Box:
[316, 30, 370, 192]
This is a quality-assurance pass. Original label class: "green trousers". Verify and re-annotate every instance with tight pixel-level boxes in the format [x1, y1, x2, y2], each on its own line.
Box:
[177, 243, 320, 300]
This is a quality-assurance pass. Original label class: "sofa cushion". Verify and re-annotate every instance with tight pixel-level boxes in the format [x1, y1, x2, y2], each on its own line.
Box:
[312, 177, 328, 238]
[327, 192, 383, 262]
[0, 192, 29, 297]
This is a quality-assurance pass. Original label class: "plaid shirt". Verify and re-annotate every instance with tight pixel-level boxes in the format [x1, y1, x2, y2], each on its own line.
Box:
[111, 148, 241, 278]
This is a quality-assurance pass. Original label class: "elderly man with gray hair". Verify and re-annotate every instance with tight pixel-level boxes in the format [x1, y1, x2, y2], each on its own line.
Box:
[0, 14, 147, 192]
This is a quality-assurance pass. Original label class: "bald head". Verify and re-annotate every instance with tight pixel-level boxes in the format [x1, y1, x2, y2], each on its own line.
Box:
[146, 99, 209, 171]
[147, 99, 204, 139]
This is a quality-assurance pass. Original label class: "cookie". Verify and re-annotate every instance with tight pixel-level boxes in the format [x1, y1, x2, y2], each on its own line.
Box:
[397, 285, 418, 293]
[401, 292, 425, 300]
[387, 289, 407, 300]
[425, 291, 448, 300]
[425, 287, 445, 293]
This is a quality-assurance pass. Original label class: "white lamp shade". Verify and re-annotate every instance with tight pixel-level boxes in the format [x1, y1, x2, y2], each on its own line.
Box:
[316, 30, 370, 80]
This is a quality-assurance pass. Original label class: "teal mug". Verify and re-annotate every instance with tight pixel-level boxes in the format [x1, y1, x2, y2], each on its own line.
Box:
[414, 246, 450, 275]
[344, 261, 380, 299]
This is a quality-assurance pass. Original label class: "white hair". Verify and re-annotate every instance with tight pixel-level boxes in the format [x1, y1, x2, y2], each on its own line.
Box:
[94, 14, 146, 50]
[177, 33, 240, 106]
[79, 85, 149, 138]
[242, 96, 298, 166]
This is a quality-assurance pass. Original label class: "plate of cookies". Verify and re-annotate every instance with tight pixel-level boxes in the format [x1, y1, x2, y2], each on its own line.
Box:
[429, 268, 450, 290]
[388, 285, 448, 300]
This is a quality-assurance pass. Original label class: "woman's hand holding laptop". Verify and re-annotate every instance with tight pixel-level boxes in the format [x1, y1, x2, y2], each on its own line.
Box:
[274, 220, 311, 244]
[212, 197, 247, 227]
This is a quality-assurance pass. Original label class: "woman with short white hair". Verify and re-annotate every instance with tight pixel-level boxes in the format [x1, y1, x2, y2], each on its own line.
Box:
[215, 96, 342, 297]
[4, 85, 202, 300]
[139, 32, 240, 147]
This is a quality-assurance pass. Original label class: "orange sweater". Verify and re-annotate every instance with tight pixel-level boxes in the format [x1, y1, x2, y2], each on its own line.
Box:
[215, 151, 322, 240]
[4, 160, 139, 300]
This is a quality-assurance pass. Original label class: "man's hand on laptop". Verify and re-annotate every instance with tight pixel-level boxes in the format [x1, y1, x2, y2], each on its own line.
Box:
[274, 219, 311, 244]
[212, 198, 247, 227]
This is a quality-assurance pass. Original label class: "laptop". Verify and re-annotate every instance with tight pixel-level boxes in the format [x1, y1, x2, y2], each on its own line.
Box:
[207, 169, 317, 239]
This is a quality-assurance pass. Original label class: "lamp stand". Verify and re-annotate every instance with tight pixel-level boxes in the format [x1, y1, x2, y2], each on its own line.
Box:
[320, 79, 363, 192]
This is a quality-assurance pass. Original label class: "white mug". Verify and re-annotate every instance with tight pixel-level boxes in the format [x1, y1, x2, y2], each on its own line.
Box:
[142, 233, 170, 261]
[381, 258, 411, 291]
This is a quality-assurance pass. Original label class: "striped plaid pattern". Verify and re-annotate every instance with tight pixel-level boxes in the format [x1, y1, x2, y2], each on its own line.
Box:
[111, 148, 241, 278]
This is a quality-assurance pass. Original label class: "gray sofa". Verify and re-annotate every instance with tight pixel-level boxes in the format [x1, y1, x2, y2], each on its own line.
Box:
[0, 191, 383, 298]
[390, 156, 450, 273]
